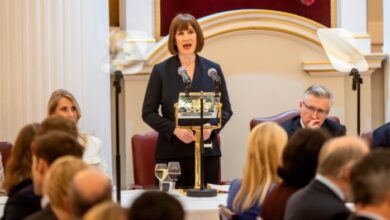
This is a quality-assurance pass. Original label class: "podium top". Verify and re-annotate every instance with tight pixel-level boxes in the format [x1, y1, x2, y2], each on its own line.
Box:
[177, 92, 219, 119]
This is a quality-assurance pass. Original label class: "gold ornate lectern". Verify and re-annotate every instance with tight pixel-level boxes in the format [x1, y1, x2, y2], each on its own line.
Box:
[175, 91, 222, 197]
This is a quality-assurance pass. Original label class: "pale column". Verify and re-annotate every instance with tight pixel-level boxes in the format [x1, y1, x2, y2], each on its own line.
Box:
[338, 0, 371, 53]
[0, 0, 112, 176]
[120, 0, 157, 186]
[384, 0, 390, 120]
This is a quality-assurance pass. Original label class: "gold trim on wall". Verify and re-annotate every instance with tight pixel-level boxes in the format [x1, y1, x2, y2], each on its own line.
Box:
[154, 0, 161, 39]
[205, 27, 321, 46]
[198, 9, 325, 27]
[146, 10, 326, 65]
[331, 0, 337, 27]
[153, 3, 337, 39]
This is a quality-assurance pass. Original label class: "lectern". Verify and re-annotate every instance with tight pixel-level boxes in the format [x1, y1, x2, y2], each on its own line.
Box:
[175, 91, 222, 197]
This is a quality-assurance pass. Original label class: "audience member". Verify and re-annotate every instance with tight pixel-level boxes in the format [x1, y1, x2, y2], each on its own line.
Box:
[261, 128, 331, 220]
[37, 115, 78, 138]
[372, 122, 390, 148]
[1, 123, 40, 220]
[284, 136, 369, 220]
[47, 89, 107, 173]
[83, 201, 126, 220]
[24, 131, 84, 219]
[127, 191, 184, 220]
[28, 156, 88, 220]
[68, 168, 112, 218]
[227, 122, 288, 220]
[282, 85, 346, 138]
[348, 149, 390, 220]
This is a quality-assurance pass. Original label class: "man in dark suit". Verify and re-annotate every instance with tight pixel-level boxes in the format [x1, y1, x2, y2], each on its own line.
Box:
[282, 85, 346, 138]
[348, 149, 390, 220]
[284, 136, 369, 220]
[372, 122, 390, 148]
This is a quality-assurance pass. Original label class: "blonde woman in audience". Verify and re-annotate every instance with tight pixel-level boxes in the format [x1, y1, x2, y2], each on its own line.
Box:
[47, 89, 107, 174]
[83, 201, 126, 220]
[44, 156, 88, 220]
[226, 122, 288, 220]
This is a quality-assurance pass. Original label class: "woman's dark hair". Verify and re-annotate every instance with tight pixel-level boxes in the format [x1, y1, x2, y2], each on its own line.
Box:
[278, 128, 331, 187]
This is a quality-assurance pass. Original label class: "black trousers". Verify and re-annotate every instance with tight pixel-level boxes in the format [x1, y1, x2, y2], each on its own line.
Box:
[156, 155, 220, 189]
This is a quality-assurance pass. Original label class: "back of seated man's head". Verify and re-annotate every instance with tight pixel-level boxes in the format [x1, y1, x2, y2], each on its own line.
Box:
[37, 115, 78, 138]
[32, 131, 84, 165]
[127, 191, 184, 220]
[317, 136, 368, 178]
[31, 131, 84, 195]
[350, 149, 390, 208]
[316, 136, 369, 201]
[44, 156, 88, 219]
[69, 168, 112, 218]
[299, 85, 333, 129]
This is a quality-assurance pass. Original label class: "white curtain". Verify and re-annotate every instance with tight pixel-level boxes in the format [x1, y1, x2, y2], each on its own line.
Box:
[0, 0, 112, 175]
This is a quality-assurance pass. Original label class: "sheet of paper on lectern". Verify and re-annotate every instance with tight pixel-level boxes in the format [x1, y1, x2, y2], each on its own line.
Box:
[317, 28, 368, 72]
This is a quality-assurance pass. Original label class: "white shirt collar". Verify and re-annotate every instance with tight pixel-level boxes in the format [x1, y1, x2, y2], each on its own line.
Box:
[300, 118, 306, 128]
[41, 195, 50, 208]
[315, 174, 345, 201]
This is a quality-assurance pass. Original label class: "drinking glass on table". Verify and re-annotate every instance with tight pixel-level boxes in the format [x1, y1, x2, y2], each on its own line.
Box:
[155, 163, 168, 190]
[167, 161, 181, 190]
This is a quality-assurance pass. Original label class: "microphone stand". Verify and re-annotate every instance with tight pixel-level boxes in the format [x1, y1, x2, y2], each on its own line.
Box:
[113, 70, 123, 203]
[349, 68, 363, 135]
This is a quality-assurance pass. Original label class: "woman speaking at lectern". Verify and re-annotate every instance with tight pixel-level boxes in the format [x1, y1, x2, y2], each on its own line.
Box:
[142, 13, 233, 188]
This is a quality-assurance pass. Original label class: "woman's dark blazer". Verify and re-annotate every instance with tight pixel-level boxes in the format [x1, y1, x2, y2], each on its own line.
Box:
[142, 55, 233, 160]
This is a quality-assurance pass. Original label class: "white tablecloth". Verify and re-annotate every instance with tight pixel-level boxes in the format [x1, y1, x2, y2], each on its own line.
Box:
[0, 191, 227, 220]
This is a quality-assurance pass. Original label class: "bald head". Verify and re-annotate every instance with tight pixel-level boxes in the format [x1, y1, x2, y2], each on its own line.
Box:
[317, 136, 369, 178]
[69, 169, 112, 217]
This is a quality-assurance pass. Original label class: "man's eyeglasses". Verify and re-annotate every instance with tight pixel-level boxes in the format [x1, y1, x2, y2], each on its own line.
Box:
[301, 101, 329, 117]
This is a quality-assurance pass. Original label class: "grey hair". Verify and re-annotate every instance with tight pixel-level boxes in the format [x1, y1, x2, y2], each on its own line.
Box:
[317, 137, 368, 178]
[303, 85, 333, 106]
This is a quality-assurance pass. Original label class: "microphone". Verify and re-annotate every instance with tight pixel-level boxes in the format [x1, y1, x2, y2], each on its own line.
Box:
[207, 68, 221, 85]
[178, 66, 192, 86]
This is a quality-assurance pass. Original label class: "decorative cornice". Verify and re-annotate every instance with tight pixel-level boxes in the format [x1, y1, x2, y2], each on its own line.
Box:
[144, 9, 326, 69]
[302, 53, 386, 76]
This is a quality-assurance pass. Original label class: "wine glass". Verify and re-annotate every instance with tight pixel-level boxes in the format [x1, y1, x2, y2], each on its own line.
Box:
[167, 161, 181, 190]
[155, 163, 168, 190]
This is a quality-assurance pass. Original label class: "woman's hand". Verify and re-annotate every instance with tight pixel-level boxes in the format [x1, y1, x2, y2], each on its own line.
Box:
[174, 128, 195, 144]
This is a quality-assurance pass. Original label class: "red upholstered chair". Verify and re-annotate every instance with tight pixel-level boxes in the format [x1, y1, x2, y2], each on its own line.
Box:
[131, 131, 224, 189]
[250, 109, 341, 130]
[0, 142, 12, 171]
[131, 131, 158, 189]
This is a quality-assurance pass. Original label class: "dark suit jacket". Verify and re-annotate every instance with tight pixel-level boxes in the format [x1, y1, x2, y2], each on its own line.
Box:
[284, 179, 351, 220]
[282, 115, 346, 138]
[142, 55, 233, 159]
[372, 122, 390, 148]
[24, 205, 57, 220]
[1, 182, 42, 220]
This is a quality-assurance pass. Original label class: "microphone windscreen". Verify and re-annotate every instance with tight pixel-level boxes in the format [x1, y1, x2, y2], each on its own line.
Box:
[178, 66, 187, 76]
[208, 68, 217, 77]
